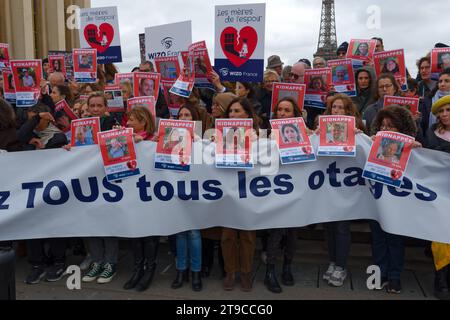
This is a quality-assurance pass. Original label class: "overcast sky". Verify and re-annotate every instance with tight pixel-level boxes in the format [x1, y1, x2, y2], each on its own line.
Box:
[92, 0, 449, 77]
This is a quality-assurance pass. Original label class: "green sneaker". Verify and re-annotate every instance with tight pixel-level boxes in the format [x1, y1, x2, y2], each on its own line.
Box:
[97, 263, 117, 284]
[82, 262, 104, 282]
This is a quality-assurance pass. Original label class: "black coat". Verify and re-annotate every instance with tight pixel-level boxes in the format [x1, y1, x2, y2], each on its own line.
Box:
[17, 115, 67, 150]
[425, 124, 450, 153]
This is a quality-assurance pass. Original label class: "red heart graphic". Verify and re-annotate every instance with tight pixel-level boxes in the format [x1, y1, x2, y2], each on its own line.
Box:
[302, 146, 312, 155]
[344, 146, 354, 152]
[220, 26, 258, 67]
[84, 23, 114, 54]
[390, 170, 402, 180]
[127, 160, 137, 170]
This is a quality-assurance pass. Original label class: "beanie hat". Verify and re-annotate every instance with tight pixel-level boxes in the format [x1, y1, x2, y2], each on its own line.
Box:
[213, 92, 238, 112]
[337, 42, 349, 55]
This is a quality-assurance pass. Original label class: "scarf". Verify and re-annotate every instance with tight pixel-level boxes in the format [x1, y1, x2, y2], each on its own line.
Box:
[34, 123, 62, 147]
[430, 91, 450, 127]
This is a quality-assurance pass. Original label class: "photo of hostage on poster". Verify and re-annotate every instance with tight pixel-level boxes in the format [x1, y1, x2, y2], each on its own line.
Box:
[317, 115, 356, 157]
[328, 59, 356, 97]
[304, 68, 332, 109]
[127, 97, 156, 126]
[105, 85, 125, 113]
[431, 47, 450, 74]
[48, 55, 67, 77]
[170, 42, 196, 98]
[271, 83, 306, 116]
[363, 131, 415, 188]
[0, 43, 11, 70]
[374, 49, 408, 91]
[270, 117, 316, 165]
[73, 49, 97, 83]
[98, 128, 140, 182]
[155, 56, 181, 81]
[2, 69, 16, 104]
[10, 59, 42, 107]
[70, 117, 100, 147]
[383, 96, 420, 115]
[190, 41, 214, 90]
[215, 119, 254, 169]
[133, 72, 161, 100]
[154, 119, 195, 172]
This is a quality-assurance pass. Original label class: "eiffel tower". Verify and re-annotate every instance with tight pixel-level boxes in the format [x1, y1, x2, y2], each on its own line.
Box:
[314, 0, 338, 61]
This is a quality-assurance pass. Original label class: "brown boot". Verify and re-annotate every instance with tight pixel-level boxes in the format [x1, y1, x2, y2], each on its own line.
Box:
[223, 273, 235, 291]
[240, 273, 253, 292]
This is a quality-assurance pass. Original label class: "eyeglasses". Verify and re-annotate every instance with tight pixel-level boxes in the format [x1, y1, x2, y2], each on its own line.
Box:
[378, 83, 393, 90]
[289, 72, 303, 80]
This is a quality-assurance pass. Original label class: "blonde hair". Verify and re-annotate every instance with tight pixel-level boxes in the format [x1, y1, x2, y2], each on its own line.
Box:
[263, 69, 280, 82]
[128, 106, 156, 136]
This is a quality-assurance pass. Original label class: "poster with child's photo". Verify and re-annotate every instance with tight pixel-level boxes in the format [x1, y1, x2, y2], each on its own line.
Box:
[328, 59, 356, 96]
[363, 131, 415, 188]
[304, 68, 332, 109]
[215, 119, 254, 169]
[98, 128, 140, 182]
[154, 119, 195, 172]
[318, 116, 356, 157]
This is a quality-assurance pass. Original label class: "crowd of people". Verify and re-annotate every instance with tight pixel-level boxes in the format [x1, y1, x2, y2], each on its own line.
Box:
[1, 36, 450, 299]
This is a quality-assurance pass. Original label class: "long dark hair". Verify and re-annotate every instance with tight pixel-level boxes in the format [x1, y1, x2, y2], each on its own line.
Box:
[226, 97, 260, 131]
[236, 82, 256, 99]
[55, 84, 73, 105]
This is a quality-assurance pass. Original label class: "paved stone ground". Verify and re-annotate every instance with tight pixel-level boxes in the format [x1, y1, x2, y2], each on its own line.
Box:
[14, 238, 437, 300]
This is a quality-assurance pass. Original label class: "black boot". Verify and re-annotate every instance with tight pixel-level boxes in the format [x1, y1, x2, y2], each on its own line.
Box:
[264, 264, 282, 293]
[192, 271, 203, 292]
[171, 270, 189, 289]
[136, 262, 157, 292]
[434, 267, 450, 300]
[282, 257, 294, 286]
[123, 259, 144, 290]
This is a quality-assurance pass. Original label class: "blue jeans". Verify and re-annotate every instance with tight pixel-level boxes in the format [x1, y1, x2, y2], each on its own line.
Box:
[326, 221, 351, 269]
[370, 221, 404, 280]
[176, 230, 202, 272]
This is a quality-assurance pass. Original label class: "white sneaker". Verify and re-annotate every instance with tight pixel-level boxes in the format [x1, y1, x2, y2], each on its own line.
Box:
[79, 254, 92, 271]
[323, 263, 336, 281]
[328, 267, 347, 287]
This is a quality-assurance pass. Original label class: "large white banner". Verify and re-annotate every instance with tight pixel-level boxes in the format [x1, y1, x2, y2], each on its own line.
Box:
[145, 21, 192, 64]
[79, 6, 122, 64]
[0, 136, 449, 242]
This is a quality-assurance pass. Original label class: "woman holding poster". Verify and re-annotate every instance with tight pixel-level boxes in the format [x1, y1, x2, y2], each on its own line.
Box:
[221, 97, 259, 292]
[369, 105, 420, 294]
[424, 96, 450, 299]
[319, 94, 365, 287]
[81, 93, 119, 285]
[122, 106, 161, 292]
[264, 96, 306, 293]
[423, 69, 450, 134]
[168, 106, 203, 292]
